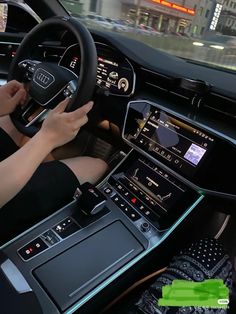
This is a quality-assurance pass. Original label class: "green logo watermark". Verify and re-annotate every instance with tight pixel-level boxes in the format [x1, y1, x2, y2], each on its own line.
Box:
[158, 279, 229, 309]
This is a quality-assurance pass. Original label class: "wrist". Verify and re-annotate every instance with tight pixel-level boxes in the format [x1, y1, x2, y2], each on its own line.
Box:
[34, 130, 56, 152]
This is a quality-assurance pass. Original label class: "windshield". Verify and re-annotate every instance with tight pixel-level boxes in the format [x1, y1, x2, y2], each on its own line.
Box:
[59, 0, 236, 72]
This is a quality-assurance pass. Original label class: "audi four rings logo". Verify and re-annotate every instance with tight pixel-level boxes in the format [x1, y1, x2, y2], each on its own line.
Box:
[33, 69, 55, 88]
[36, 73, 50, 85]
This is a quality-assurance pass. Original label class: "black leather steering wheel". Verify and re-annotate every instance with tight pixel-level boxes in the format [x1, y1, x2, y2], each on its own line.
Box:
[8, 16, 97, 137]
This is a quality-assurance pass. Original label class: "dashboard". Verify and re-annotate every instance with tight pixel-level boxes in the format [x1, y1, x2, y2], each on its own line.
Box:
[59, 42, 135, 97]
[46, 35, 235, 197]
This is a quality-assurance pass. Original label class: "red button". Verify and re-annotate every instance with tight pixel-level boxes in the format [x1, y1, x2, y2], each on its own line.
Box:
[131, 198, 137, 204]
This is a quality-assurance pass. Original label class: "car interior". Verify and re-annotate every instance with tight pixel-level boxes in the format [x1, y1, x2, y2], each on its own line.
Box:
[0, 0, 235, 313]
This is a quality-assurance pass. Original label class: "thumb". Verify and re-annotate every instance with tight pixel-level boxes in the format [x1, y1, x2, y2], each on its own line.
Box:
[10, 88, 26, 106]
[53, 98, 70, 113]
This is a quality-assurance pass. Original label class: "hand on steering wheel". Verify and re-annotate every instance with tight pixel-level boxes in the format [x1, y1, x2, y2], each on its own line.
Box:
[8, 16, 97, 137]
[40, 99, 93, 149]
[0, 80, 27, 116]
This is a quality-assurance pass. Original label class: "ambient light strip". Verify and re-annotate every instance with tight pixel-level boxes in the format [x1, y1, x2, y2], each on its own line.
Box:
[149, 0, 195, 15]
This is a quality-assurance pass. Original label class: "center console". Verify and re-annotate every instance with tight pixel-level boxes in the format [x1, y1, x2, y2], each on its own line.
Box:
[1, 100, 218, 314]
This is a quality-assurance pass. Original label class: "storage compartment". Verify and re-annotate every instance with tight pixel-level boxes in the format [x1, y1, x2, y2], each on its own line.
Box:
[33, 221, 143, 311]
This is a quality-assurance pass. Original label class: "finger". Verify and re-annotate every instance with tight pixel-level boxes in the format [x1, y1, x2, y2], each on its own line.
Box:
[7, 80, 24, 93]
[72, 117, 88, 135]
[68, 101, 94, 119]
[19, 89, 28, 105]
[53, 98, 70, 113]
[81, 101, 94, 114]
[75, 115, 89, 129]
[9, 88, 27, 107]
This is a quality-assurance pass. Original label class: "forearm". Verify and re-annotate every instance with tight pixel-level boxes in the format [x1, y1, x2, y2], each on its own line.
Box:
[0, 132, 54, 207]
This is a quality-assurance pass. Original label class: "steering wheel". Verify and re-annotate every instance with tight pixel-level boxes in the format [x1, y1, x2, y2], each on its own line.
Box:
[8, 16, 97, 137]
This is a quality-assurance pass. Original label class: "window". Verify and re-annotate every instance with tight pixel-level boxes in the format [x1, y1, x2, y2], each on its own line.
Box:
[90, 0, 98, 13]
[205, 9, 210, 18]
[0, 4, 7, 32]
[193, 25, 198, 34]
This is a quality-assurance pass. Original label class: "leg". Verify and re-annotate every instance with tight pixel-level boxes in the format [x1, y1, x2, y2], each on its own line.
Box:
[0, 115, 25, 146]
[0, 160, 80, 244]
[0, 115, 54, 161]
[0, 158, 107, 244]
[60, 156, 108, 185]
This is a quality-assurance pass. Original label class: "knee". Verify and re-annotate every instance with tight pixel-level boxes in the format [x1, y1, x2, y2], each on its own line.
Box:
[95, 158, 109, 173]
[88, 158, 109, 185]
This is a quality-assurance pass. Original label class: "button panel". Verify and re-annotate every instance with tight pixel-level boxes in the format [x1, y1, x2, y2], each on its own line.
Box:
[110, 181, 161, 224]
[41, 230, 60, 246]
[111, 195, 141, 222]
[18, 217, 80, 261]
[18, 238, 48, 261]
[53, 217, 80, 239]
[119, 178, 166, 216]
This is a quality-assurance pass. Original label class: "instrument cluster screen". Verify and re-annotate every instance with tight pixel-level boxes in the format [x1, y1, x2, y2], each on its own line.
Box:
[59, 43, 135, 96]
[123, 101, 215, 178]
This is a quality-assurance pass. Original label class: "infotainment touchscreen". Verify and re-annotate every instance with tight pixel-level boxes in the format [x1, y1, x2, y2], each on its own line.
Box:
[123, 101, 215, 177]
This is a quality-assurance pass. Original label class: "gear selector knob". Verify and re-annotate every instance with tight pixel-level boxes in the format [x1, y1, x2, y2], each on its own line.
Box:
[75, 182, 107, 215]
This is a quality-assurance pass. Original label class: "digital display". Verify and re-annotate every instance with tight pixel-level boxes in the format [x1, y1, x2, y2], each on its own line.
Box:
[184, 143, 206, 166]
[96, 56, 131, 94]
[59, 43, 135, 96]
[124, 158, 186, 213]
[124, 101, 215, 177]
[110, 153, 199, 229]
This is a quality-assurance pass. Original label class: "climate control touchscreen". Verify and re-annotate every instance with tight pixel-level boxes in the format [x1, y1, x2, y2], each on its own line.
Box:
[124, 158, 185, 214]
[123, 101, 215, 178]
[109, 153, 198, 230]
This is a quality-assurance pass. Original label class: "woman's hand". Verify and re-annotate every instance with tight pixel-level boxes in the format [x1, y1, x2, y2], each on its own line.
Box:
[39, 98, 93, 150]
[0, 80, 27, 117]
[0, 98, 93, 207]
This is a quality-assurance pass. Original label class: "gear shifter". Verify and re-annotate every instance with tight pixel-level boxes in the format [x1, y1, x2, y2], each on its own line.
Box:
[74, 182, 107, 215]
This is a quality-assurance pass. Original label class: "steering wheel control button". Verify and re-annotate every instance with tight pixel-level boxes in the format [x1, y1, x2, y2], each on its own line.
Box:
[18, 238, 48, 261]
[53, 217, 80, 239]
[41, 230, 60, 246]
[18, 60, 38, 81]
[140, 222, 151, 233]
[63, 81, 77, 98]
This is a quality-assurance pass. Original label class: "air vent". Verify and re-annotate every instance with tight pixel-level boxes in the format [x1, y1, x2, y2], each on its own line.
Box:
[141, 67, 236, 123]
[141, 67, 195, 100]
[141, 67, 171, 92]
[204, 93, 236, 120]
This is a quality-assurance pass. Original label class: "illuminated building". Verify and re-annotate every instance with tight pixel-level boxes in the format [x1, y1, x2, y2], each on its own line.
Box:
[217, 0, 236, 33]
[80, 0, 220, 36]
